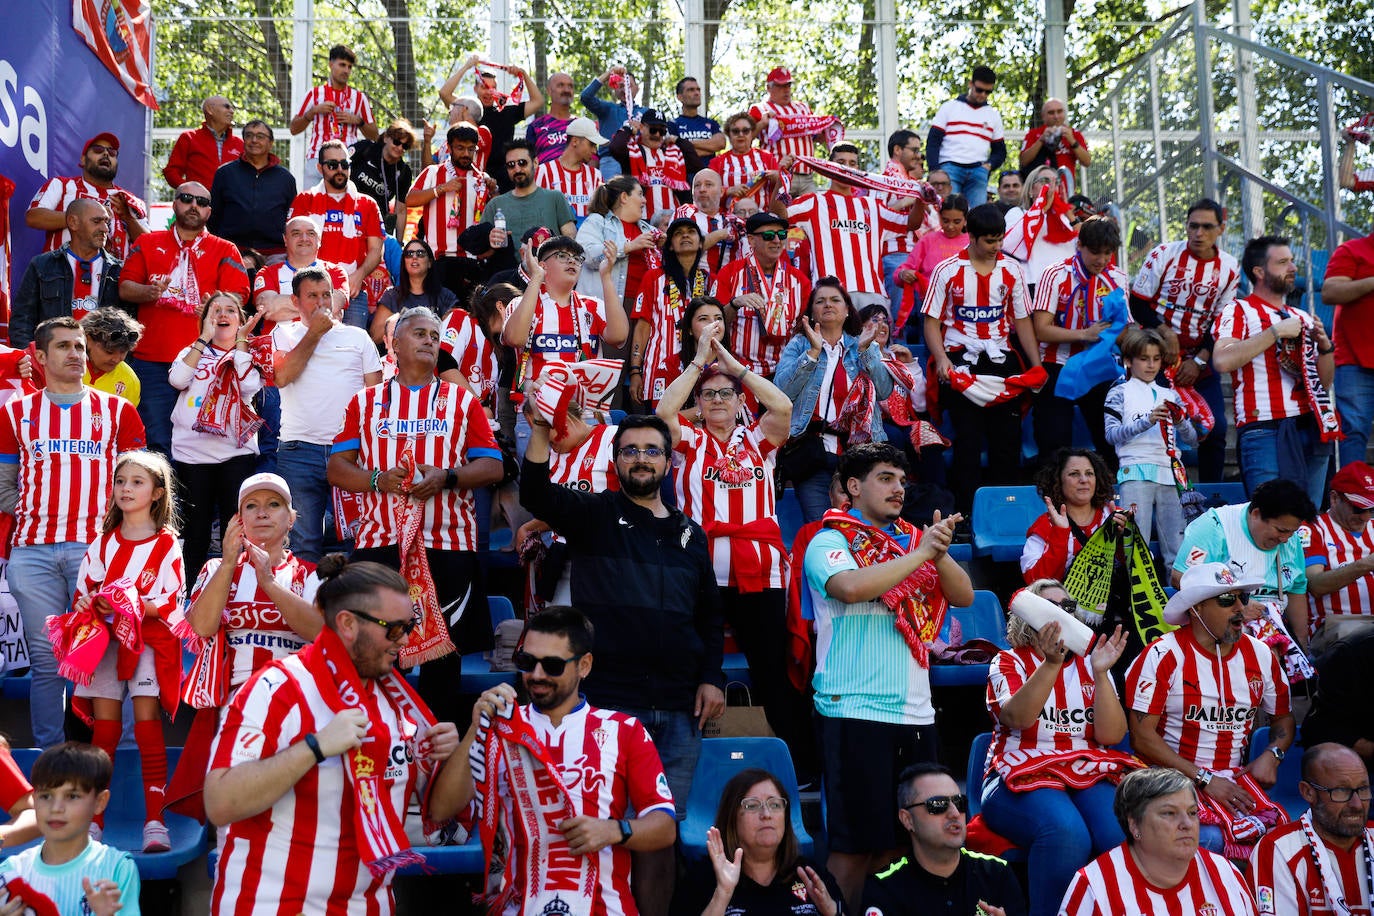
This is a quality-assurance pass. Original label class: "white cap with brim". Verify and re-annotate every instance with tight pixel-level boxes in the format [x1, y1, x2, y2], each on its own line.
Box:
[567, 117, 609, 147]
[238, 472, 293, 509]
[1162, 561, 1266, 626]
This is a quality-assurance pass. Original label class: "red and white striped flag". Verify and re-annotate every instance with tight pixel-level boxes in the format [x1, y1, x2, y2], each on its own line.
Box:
[72, 0, 159, 110]
[946, 364, 1048, 406]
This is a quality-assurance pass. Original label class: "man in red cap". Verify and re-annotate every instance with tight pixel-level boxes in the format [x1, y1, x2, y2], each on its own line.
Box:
[750, 67, 827, 197]
[26, 132, 148, 260]
[1304, 460, 1374, 655]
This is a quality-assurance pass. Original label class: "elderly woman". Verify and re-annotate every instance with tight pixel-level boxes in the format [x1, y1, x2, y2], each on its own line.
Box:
[1021, 448, 1124, 585]
[684, 767, 844, 916]
[981, 579, 1130, 916]
[1058, 767, 1258, 915]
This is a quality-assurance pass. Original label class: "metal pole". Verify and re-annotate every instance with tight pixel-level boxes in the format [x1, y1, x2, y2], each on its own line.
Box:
[1192, 0, 1219, 201]
[1233, 0, 1264, 238]
[1315, 76, 1344, 245]
[1045, 0, 1068, 102]
[291, 0, 314, 179]
[1112, 97, 1126, 265]
[490, 0, 510, 65]
[685, 0, 706, 88]
[875, 0, 899, 146]
[1148, 56, 1169, 243]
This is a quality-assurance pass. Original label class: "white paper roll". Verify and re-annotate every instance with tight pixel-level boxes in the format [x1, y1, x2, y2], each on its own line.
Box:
[1009, 589, 1096, 657]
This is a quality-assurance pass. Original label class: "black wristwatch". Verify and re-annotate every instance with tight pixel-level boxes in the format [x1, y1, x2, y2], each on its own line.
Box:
[616, 818, 633, 845]
[1193, 768, 1214, 789]
[443, 468, 457, 490]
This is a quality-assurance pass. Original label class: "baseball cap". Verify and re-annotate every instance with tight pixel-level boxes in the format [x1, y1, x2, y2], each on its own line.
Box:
[766, 67, 793, 85]
[83, 133, 120, 156]
[1161, 562, 1265, 626]
[745, 212, 788, 233]
[566, 116, 609, 146]
[640, 109, 669, 128]
[239, 472, 293, 509]
[1331, 461, 1374, 510]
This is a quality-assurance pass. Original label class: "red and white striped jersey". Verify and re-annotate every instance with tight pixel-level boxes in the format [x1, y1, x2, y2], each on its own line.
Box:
[504, 290, 609, 386]
[411, 163, 491, 257]
[631, 268, 710, 404]
[1213, 294, 1314, 427]
[1126, 627, 1291, 775]
[287, 189, 383, 273]
[209, 656, 433, 916]
[0, 390, 145, 547]
[1032, 256, 1128, 364]
[713, 254, 811, 377]
[548, 424, 619, 496]
[251, 260, 348, 308]
[492, 701, 676, 916]
[1131, 240, 1241, 353]
[439, 309, 499, 403]
[332, 380, 502, 551]
[28, 177, 146, 260]
[715, 148, 785, 209]
[922, 250, 1031, 350]
[1060, 845, 1258, 916]
[188, 554, 319, 692]
[1302, 512, 1374, 635]
[748, 101, 816, 173]
[672, 421, 785, 589]
[672, 204, 745, 275]
[75, 528, 184, 620]
[986, 647, 1104, 768]
[786, 192, 907, 294]
[536, 158, 602, 219]
[1249, 818, 1374, 916]
[880, 159, 916, 256]
[293, 84, 375, 159]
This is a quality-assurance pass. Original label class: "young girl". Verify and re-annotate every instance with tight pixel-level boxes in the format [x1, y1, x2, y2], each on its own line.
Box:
[1103, 327, 1198, 568]
[60, 451, 184, 853]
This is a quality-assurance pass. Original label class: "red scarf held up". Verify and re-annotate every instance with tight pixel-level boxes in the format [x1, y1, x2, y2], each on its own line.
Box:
[395, 446, 455, 667]
[193, 350, 265, 447]
[793, 154, 940, 202]
[821, 510, 947, 668]
[476, 61, 526, 111]
[702, 517, 786, 594]
[627, 136, 689, 191]
[765, 114, 845, 146]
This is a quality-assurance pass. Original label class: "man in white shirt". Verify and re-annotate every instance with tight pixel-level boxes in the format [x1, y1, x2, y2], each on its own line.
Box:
[926, 66, 1007, 205]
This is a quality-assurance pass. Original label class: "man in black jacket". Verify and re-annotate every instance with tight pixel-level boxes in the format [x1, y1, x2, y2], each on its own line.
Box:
[520, 410, 724, 916]
[12, 198, 123, 348]
[349, 120, 420, 235]
[208, 118, 297, 261]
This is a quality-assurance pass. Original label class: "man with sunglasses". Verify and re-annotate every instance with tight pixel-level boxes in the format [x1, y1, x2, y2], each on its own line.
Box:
[862, 762, 1024, 916]
[1127, 561, 1295, 855]
[27, 132, 148, 260]
[209, 119, 297, 262]
[1249, 743, 1374, 916]
[480, 138, 576, 250]
[289, 139, 385, 330]
[712, 211, 811, 378]
[163, 96, 244, 191]
[13, 199, 123, 349]
[1301, 462, 1374, 656]
[119, 180, 249, 456]
[349, 120, 418, 235]
[926, 66, 1008, 205]
[448, 608, 678, 916]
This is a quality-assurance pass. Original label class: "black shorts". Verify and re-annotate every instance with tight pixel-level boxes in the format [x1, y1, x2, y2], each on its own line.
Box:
[818, 715, 939, 854]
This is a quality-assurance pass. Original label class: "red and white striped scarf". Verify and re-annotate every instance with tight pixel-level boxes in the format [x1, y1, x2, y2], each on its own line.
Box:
[793, 154, 940, 202]
[1004, 184, 1076, 262]
[766, 114, 845, 146]
[158, 231, 205, 315]
[945, 364, 1048, 406]
[627, 137, 688, 192]
[1276, 321, 1343, 443]
[1196, 771, 1288, 858]
[476, 61, 526, 111]
[395, 447, 455, 667]
[993, 746, 1143, 792]
[193, 350, 264, 448]
[881, 358, 951, 453]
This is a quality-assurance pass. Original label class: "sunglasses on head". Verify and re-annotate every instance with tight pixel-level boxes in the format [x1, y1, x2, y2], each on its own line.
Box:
[321, 159, 350, 170]
[513, 650, 585, 676]
[907, 794, 968, 815]
[344, 607, 420, 642]
[1213, 592, 1250, 608]
[752, 229, 788, 241]
[175, 192, 212, 208]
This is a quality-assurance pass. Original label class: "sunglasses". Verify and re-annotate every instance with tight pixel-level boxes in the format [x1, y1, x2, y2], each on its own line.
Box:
[513, 650, 585, 676]
[87, 144, 118, 156]
[321, 159, 351, 171]
[617, 445, 666, 460]
[752, 230, 788, 241]
[344, 607, 420, 642]
[728, 127, 753, 135]
[387, 135, 413, 150]
[907, 794, 968, 815]
[175, 192, 212, 208]
[403, 249, 429, 260]
[506, 158, 531, 169]
[647, 126, 667, 137]
[1212, 592, 1251, 608]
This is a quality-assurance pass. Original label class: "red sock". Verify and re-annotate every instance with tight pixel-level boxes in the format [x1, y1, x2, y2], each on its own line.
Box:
[90, 720, 121, 828]
[133, 720, 167, 823]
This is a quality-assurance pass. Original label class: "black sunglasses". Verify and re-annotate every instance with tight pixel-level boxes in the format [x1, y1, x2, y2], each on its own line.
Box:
[513, 650, 585, 677]
[175, 192, 212, 208]
[647, 126, 667, 136]
[1213, 592, 1251, 608]
[345, 607, 420, 642]
[403, 249, 429, 260]
[752, 230, 787, 241]
[907, 794, 968, 815]
[506, 158, 531, 169]
[321, 159, 351, 170]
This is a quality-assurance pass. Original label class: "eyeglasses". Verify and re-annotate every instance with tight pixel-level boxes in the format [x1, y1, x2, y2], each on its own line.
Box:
[543, 251, 585, 266]
[906, 794, 968, 815]
[728, 127, 753, 135]
[243, 131, 272, 141]
[506, 158, 531, 169]
[321, 159, 351, 170]
[513, 649, 585, 677]
[87, 144, 118, 156]
[699, 387, 738, 402]
[1304, 781, 1373, 803]
[1212, 592, 1251, 608]
[344, 607, 421, 642]
[740, 796, 788, 814]
[1187, 221, 1219, 231]
[403, 249, 429, 260]
[752, 230, 788, 241]
[617, 445, 666, 460]
[175, 192, 212, 208]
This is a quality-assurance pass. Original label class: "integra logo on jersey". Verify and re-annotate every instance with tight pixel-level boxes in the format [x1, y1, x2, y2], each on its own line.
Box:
[829, 218, 870, 232]
[31, 439, 102, 459]
[377, 418, 450, 437]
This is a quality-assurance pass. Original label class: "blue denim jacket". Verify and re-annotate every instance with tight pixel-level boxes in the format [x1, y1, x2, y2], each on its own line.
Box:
[774, 333, 893, 441]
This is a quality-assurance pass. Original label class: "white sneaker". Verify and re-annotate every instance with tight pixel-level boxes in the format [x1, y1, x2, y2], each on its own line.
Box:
[142, 820, 170, 853]
[88, 822, 102, 842]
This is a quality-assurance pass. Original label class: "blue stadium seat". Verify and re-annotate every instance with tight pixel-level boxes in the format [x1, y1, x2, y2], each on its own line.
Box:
[2, 672, 30, 699]
[971, 486, 1043, 562]
[3, 747, 206, 880]
[681, 737, 813, 863]
[1246, 725, 1305, 819]
[947, 542, 973, 565]
[458, 653, 517, 694]
[722, 653, 751, 688]
[965, 732, 1026, 863]
[778, 487, 804, 551]
[488, 594, 516, 628]
[931, 591, 1009, 688]
[1190, 481, 1246, 508]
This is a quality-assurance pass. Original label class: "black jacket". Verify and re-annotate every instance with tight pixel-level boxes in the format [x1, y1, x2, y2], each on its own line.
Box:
[519, 456, 724, 711]
[208, 154, 297, 253]
[12, 249, 124, 348]
[863, 851, 1026, 916]
[350, 139, 413, 234]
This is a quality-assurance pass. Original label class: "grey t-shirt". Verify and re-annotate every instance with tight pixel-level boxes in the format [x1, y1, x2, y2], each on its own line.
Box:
[481, 188, 575, 245]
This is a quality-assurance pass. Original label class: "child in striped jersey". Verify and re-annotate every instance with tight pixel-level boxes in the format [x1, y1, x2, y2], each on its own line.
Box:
[0, 743, 139, 916]
[65, 451, 184, 854]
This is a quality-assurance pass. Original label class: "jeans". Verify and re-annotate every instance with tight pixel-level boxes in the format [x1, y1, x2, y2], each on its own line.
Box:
[276, 440, 332, 562]
[981, 778, 1123, 916]
[342, 288, 370, 331]
[882, 252, 908, 322]
[1237, 418, 1332, 509]
[617, 707, 699, 818]
[598, 155, 623, 180]
[128, 357, 178, 457]
[1118, 479, 1187, 568]
[9, 542, 88, 747]
[1335, 363, 1374, 468]
[939, 162, 991, 205]
[795, 453, 841, 523]
[255, 386, 281, 473]
[1200, 824, 1224, 853]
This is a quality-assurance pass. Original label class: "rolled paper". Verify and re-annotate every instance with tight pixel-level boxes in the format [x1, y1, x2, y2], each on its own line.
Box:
[1009, 588, 1096, 657]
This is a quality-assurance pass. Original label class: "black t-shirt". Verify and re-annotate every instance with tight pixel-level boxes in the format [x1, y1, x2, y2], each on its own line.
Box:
[1305, 629, 1374, 751]
[677, 857, 847, 916]
[349, 139, 413, 233]
[862, 852, 1026, 916]
[482, 104, 528, 192]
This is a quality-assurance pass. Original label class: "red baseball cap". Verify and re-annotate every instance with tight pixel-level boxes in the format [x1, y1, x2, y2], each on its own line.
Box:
[766, 67, 793, 85]
[82, 133, 120, 156]
[1331, 461, 1374, 509]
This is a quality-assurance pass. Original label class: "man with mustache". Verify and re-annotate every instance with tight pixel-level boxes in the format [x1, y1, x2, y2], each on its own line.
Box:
[27, 132, 148, 260]
[407, 123, 497, 308]
[13, 198, 123, 348]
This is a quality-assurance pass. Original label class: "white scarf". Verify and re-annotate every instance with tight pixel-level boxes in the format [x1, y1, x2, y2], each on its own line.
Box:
[1299, 810, 1374, 915]
[159, 231, 204, 315]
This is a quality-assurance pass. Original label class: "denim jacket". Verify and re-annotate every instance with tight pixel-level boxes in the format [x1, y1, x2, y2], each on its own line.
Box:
[13, 249, 124, 348]
[574, 212, 655, 300]
[774, 332, 894, 441]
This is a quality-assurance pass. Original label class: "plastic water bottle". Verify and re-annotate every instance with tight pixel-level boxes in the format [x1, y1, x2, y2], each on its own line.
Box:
[493, 209, 507, 246]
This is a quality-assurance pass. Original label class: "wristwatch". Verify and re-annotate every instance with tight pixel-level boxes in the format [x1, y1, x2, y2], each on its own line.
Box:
[1268, 746, 1286, 762]
[444, 468, 458, 490]
[616, 818, 633, 845]
[1193, 768, 1214, 789]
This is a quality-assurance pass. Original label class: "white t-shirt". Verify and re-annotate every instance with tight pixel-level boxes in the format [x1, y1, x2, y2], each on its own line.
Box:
[272, 320, 382, 444]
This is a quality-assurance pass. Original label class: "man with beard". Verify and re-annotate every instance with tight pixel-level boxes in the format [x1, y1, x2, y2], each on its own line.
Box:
[119, 180, 249, 456]
[447, 608, 678, 916]
[1213, 235, 1336, 506]
[407, 124, 496, 308]
[482, 139, 576, 245]
[537, 117, 606, 224]
[27, 132, 148, 260]
[672, 169, 744, 274]
[1250, 743, 1374, 915]
[526, 72, 578, 166]
[712, 211, 811, 378]
[520, 414, 724, 916]
[13, 198, 123, 348]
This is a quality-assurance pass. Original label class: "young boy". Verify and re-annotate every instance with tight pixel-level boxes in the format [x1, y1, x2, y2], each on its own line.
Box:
[81, 308, 144, 406]
[0, 743, 139, 916]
